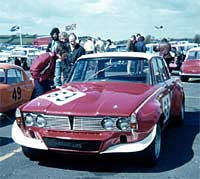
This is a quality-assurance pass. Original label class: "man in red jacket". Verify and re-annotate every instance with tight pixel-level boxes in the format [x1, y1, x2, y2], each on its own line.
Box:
[30, 44, 67, 98]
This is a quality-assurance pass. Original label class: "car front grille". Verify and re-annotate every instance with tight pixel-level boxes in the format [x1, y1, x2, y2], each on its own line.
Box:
[44, 115, 71, 130]
[24, 113, 122, 131]
[42, 115, 121, 131]
[43, 137, 101, 151]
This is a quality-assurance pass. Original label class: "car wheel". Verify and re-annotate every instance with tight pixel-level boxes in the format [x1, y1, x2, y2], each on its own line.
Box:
[22, 146, 45, 161]
[174, 101, 185, 127]
[144, 124, 161, 166]
[180, 76, 188, 82]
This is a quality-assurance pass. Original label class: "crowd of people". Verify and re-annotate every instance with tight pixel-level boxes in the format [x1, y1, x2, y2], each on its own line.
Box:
[30, 27, 173, 98]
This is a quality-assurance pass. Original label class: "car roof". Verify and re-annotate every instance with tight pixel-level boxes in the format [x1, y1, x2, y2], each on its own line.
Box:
[78, 52, 158, 61]
[0, 63, 23, 70]
[188, 47, 200, 52]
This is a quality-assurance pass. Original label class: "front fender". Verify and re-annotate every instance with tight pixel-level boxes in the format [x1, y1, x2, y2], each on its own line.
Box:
[136, 98, 162, 132]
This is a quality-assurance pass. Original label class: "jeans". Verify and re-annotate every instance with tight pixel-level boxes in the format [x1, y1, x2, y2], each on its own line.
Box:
[32, 79, 51, 99]
[54, 59, 62, 86]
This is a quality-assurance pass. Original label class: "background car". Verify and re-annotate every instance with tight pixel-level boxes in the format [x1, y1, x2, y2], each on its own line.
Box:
[169, 43, 198, 72]
[0, 63, 34, 115]
[12, 52, 184, 166]
[180, 47, 200, 82]
[8, 47, 41, 70]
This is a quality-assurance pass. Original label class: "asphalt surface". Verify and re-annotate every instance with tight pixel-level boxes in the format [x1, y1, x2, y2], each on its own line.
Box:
[0, 76, 199, 179]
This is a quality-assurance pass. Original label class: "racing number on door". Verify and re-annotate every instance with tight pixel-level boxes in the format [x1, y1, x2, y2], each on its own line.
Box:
[162, 93, 171, 122]
[12, 87, 22, 101]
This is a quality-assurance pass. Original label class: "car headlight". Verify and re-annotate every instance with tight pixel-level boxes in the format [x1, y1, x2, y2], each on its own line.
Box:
[36, 115, 47, 127]
[116, 117, 130, 130]
[24, 114, 35, 126]
[101, 117, 115, 130]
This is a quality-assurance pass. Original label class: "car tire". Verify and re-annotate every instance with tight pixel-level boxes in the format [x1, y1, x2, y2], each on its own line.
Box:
[143, 124, 161, 166]
[173, 101, 185, 127]
[180, 76, 188, 82]
[22, 146, 46, 161]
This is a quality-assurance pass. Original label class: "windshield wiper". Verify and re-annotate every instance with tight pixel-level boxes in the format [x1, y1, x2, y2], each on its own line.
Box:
[85, 64, 113, 82]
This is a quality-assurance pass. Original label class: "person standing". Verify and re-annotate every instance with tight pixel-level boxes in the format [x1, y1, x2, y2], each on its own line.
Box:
[30, 44, 67, 98]
[135, 36, 147, 52]
[134, 36, 147, 74]
[127, 35, 137, 52]
[55, 31, 69, 87]
[159, 38, 173, 67]
[63, 33, 85, 83]
[95, 37, 105, 53]
[46, 27, 60, 87]
[46, 27, 60, 52]
[84, 37, 95, 54]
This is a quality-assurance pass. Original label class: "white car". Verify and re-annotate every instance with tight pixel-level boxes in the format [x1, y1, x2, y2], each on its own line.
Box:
[8, 47, 41, 70]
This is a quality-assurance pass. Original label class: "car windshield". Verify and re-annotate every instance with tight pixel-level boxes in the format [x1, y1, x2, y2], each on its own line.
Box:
[69, 57, 150, 84]
[187, 51, 200, 60]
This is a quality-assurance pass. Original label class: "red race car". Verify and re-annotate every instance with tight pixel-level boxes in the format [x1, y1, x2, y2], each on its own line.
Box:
[180, 47, 200, 82]
[0, 63, 34, 115]
[12, 52, 185, 166]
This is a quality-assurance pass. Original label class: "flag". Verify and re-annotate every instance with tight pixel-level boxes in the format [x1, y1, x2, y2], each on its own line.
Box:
[10, 25, 20, 32]
[65, 24, 77, 31]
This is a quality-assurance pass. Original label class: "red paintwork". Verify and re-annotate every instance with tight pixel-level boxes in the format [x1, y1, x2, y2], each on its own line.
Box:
[16, 52, 184, 154]
[32, 36, 51, 46]
[18, 78, 184, 153]
[23, 82, 156, 117]
[181, 59, 200, 74]
[25, 125, 150, 153]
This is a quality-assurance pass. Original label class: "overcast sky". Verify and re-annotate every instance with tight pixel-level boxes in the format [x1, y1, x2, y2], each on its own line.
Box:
[0, 0, 199, 40]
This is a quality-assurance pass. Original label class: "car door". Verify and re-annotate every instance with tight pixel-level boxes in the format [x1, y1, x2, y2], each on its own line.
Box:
[5, 68, 25, 110]
[151, 57, 174, 124]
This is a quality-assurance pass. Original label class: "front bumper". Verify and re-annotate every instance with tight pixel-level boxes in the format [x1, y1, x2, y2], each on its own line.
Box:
[12, 121, 157, 153]
[12, 121, 48, 150]
[101, 125, 157, 153]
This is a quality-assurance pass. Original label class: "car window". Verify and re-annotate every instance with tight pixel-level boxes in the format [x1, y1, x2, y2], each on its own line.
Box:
[187, 51, 200, 60]
[0, 69, 6, 83]
[197, 52, 200, 59]
[7, 68, 23, 84]
[151, 57, 170, 84]
[70, 57, 150, 84]
[157, 58, 169, 81]
[151, 58, 163, 83]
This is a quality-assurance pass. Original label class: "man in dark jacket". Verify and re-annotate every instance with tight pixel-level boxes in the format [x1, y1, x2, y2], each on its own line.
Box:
[135, 36, 147, 52]
[30, 44, 67, 98]
[63, 33, 85, 83]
